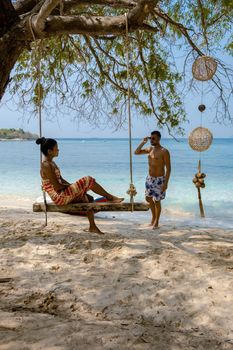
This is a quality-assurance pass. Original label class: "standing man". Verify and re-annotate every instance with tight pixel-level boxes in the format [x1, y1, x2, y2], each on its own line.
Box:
[134, 131, 171, 229]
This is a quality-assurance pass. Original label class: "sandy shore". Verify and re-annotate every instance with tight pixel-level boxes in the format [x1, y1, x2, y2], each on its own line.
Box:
[0, 204, 233, 350]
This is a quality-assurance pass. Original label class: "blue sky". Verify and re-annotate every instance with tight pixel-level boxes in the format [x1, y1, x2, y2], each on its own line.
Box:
[1, 54, 233, 139]
[1, 89, 232, 138]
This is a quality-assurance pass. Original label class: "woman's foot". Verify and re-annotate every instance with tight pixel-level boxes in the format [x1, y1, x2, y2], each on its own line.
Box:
[84, 226, 104, 235]
[108, 195, 124, 203]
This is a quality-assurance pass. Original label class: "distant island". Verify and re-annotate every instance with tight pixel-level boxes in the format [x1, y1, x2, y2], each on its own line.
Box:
[0, 128, 38, 140]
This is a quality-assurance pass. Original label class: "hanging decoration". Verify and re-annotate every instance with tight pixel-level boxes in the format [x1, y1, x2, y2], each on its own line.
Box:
[198, 104, 206, 112]
[188, 126, 213, 152]
[189, 54, 217, 217]
[188, 122, 212, 218]
[192, 169, 206, 189]
[192, 55, 217, 81]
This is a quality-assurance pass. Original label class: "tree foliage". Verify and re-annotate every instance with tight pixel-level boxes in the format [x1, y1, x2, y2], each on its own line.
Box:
[1, 0, 233, 134]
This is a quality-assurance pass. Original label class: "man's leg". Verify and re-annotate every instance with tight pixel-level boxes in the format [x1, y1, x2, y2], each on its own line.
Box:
[153, 200, 161, 229]
[86, 210, 104, 234]
[146, 196, 156, 226]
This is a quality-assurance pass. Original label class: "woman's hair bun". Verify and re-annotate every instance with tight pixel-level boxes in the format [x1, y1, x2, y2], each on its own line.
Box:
[36, 137, 46, 145]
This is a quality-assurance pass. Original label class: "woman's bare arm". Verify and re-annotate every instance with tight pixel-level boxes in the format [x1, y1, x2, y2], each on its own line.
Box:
[60, 177, 71, 186]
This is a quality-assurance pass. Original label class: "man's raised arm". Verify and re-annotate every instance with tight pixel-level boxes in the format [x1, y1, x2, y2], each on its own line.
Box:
[134, 137, 151, 155]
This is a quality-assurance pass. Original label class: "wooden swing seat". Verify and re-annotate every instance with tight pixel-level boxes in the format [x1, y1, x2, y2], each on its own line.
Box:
[33, 201, 149, 213]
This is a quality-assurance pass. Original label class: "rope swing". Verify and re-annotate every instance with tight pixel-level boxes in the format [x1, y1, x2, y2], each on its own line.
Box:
[31, 15, 149, 218]
[29, 16, 48, 225]
[125, 13, 137, 211]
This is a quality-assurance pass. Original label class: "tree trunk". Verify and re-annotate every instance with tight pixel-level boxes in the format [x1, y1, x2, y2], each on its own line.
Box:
[0, 36, 27, 101]
[0, 0, 157, 101]
[0, 0, 19, 37]
[0, 0, 27, 101]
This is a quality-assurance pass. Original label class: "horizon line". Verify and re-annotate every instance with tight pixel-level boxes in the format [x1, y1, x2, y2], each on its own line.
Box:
[55, 136, 232, 139]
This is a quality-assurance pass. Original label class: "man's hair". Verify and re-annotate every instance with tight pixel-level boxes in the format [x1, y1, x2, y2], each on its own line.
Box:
[151, 130, 161, 139]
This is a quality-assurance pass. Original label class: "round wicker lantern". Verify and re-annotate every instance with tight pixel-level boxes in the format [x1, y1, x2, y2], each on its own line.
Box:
[188, 127, 213, 152]
[192, 56, 217, 81]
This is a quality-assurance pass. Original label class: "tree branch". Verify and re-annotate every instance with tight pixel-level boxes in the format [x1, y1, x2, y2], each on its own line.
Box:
[14, 0, 37, 15]
[154, 8, 204, 56]
[207, 13, 226, 27]
[44, 14, 126, 36]
[138, 23, 159, 33]
[127, 0, 156, 24]
[0, 0, 19, 36]
[14, 0, 140, 17]
[32, 0, 60, 35]
[93, 37, 126, 66]
[43, 5, 158, 38]
[64, 0, 137, 12]
[84, 35, 127, 93]
[136, 32, 172, 134]
[197, 0, 209, 50]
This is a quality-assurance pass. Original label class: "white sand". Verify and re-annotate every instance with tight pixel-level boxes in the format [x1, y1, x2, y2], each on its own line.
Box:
[0, 203, 233, 350]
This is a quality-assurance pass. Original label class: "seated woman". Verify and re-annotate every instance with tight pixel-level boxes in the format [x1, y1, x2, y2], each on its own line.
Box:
[36, 137, 124, 234]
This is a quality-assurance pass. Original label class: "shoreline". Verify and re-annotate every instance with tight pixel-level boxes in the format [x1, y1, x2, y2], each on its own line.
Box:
[1, 195, 233, 230]
[1, 195, 233, 231]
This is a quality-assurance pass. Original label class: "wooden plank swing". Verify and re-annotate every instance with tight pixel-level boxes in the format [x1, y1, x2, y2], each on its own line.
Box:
[33, 202, 149, 213]
[32, 14, 149, 220]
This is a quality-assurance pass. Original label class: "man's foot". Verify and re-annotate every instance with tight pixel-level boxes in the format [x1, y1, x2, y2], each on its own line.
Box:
[148, 217, 156, 226]
[152, 224, 160, 230]
[84, 226, 104, 235]
[108, 196, 124, 203]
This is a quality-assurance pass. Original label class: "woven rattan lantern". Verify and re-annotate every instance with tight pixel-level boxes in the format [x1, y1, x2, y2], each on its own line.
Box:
[188, 127, 213, 152]
[192, 56, 217, 81]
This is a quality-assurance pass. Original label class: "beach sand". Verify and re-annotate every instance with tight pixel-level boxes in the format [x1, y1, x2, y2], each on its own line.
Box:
[0, 203, 233, 350]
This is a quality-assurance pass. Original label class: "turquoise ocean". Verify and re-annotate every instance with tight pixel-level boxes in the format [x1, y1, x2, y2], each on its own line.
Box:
[0, 138, 232, 227]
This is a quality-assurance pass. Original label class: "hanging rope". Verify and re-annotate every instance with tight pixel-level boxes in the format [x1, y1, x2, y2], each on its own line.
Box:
[199, 81, 204, 166]
[60, 0, 64, 15]
[125, 13, 137, 211]
[194, 81, 205, 218]
[198, 81, 204, 217]
[29, 16, 48, 225]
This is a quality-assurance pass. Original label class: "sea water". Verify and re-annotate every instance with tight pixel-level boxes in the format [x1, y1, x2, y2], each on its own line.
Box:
[0, 138, 232, 227]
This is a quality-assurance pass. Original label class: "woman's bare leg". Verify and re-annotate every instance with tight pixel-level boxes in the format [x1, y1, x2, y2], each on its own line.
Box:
[91, 182, 124, 203]
[86, 210, 104, 234]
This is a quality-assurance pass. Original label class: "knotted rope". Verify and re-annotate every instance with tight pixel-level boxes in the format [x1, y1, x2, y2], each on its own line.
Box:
[125, 13, 137, 211]
[29, 16, 48, 225]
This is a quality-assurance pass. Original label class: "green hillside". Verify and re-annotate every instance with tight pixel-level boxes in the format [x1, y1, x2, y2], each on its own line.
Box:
[0, 128, 38, 140]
